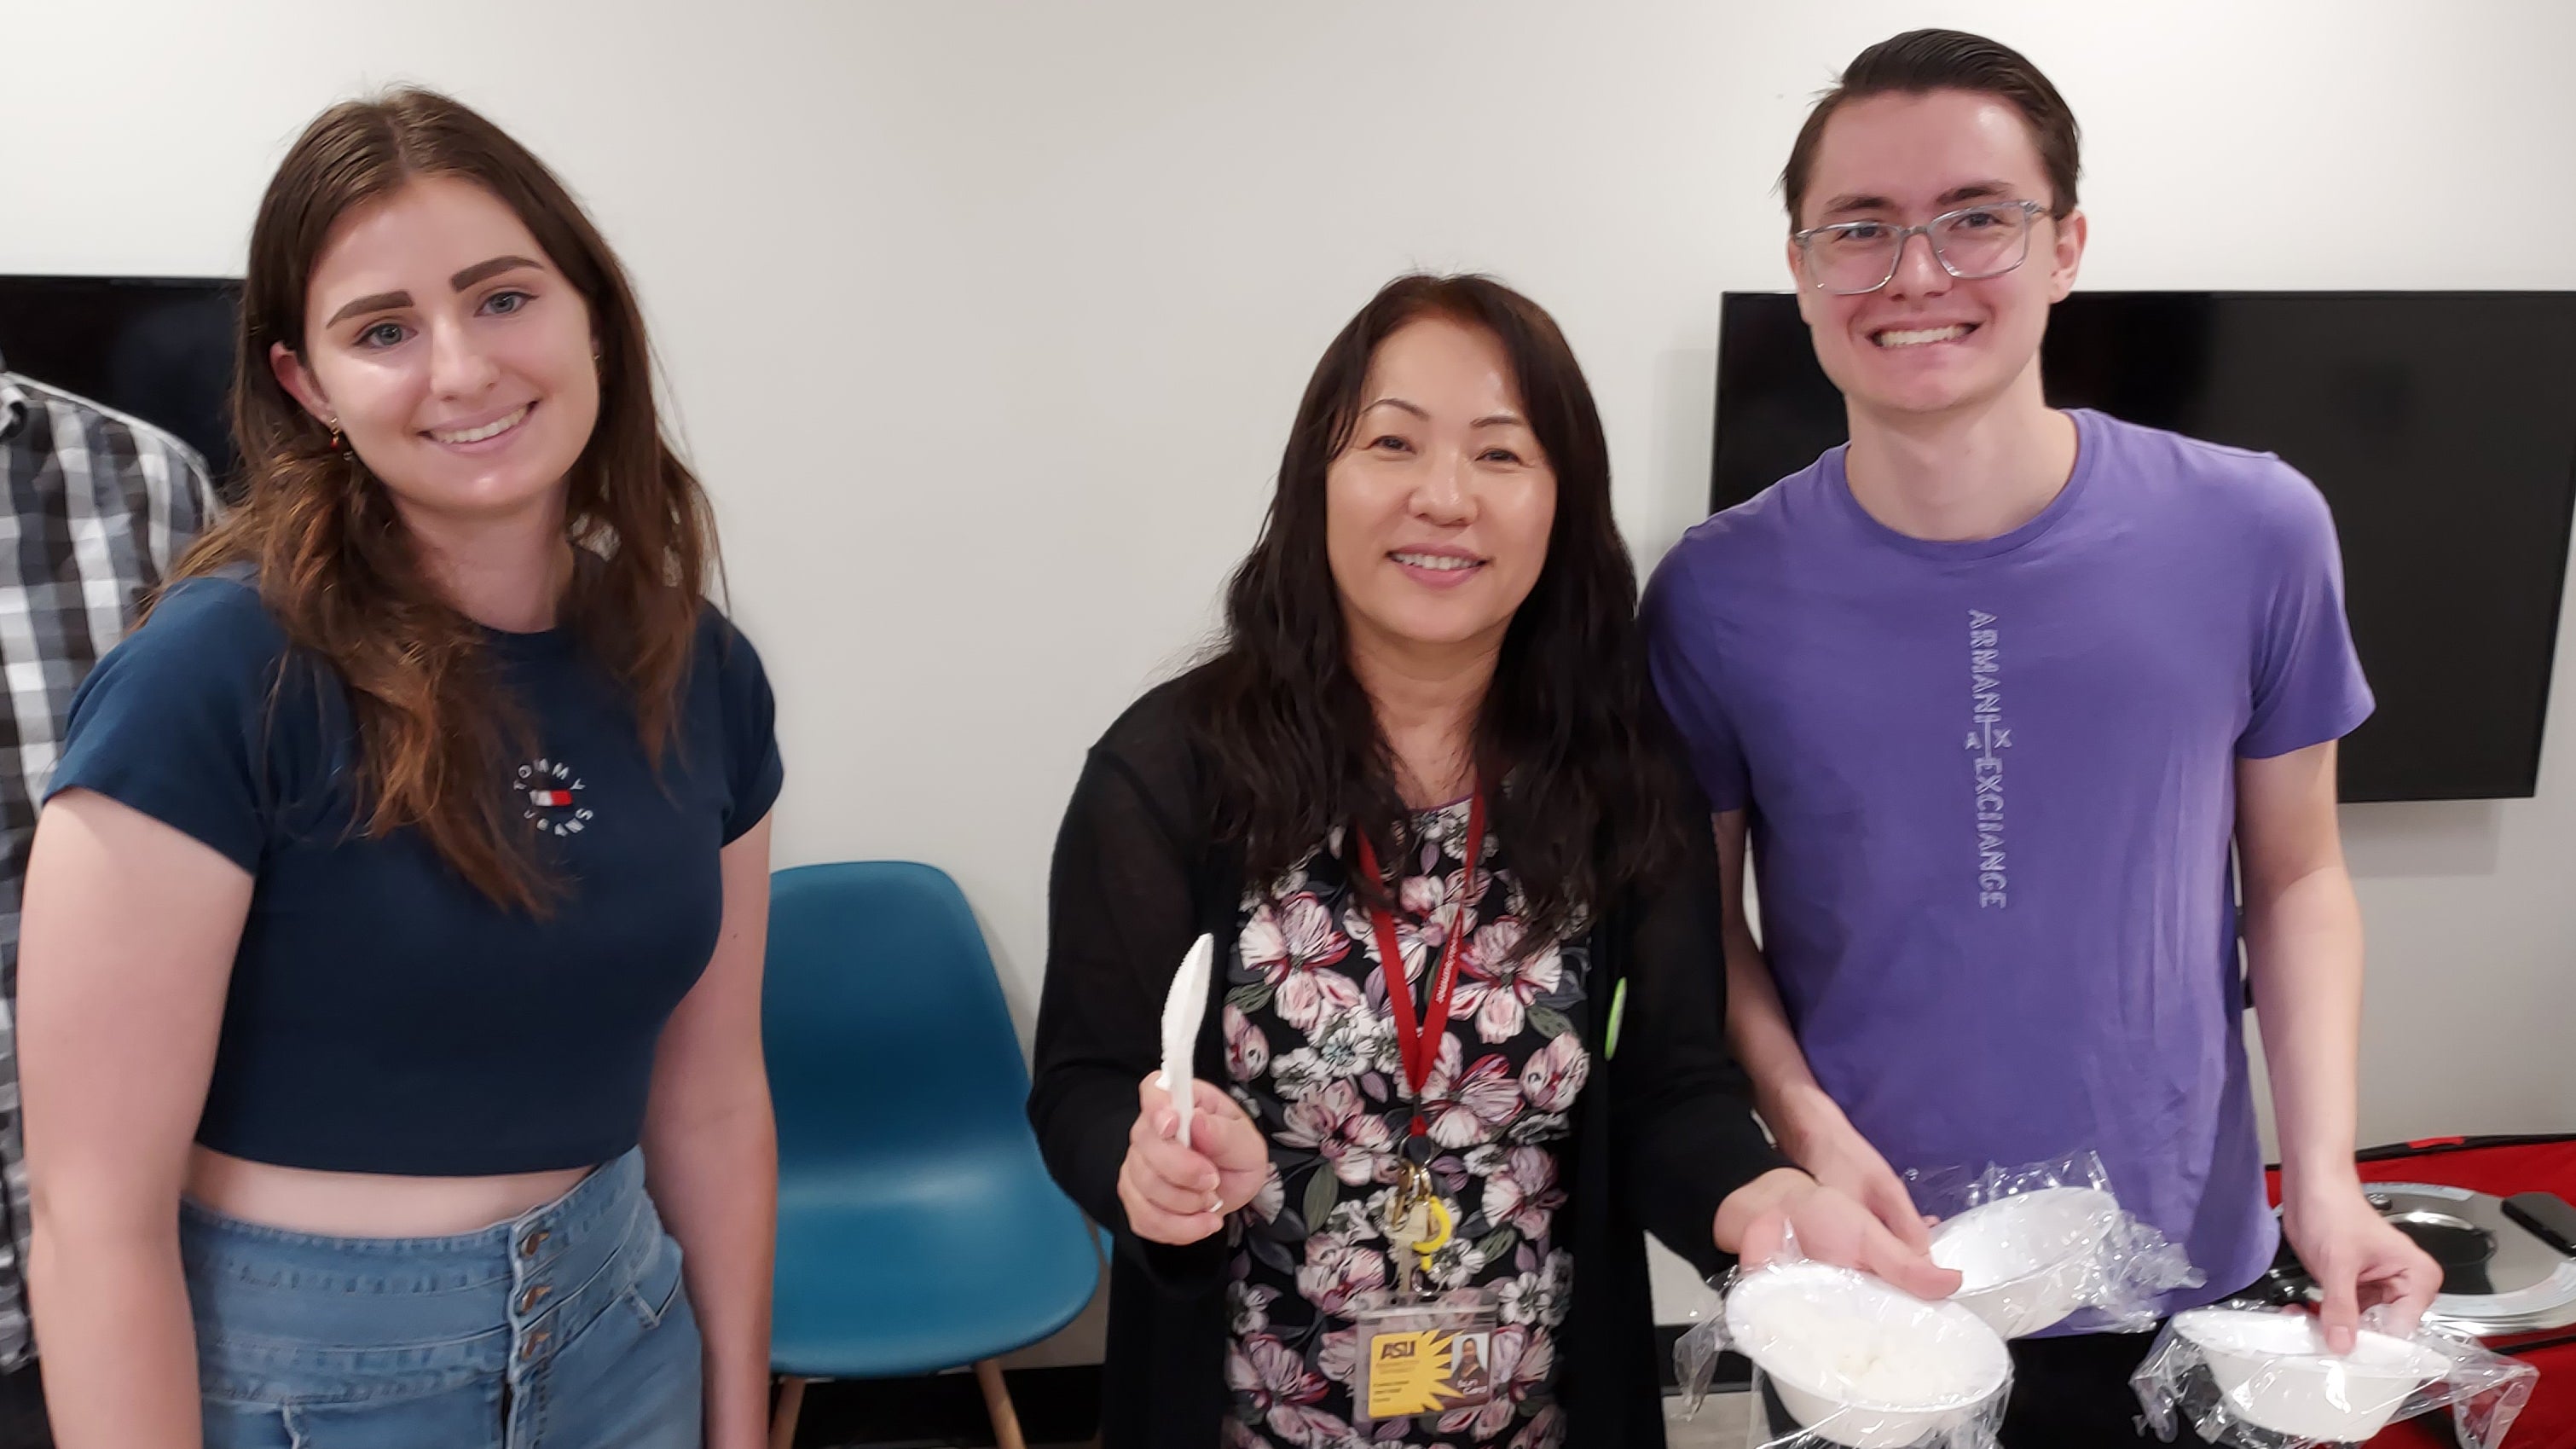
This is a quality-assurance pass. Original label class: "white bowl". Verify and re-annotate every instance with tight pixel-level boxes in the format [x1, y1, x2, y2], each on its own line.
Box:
[1929, 1186, 2119, 1338]
[2171, 1308, 2455, 1442]
[1725, 1262, 2012, 1449]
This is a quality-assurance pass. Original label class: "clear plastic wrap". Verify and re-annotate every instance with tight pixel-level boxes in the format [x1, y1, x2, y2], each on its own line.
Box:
[2130, 1302, 2538, 1447]
[1676, 1245, 2012, 1448]
[1907, 1151, 2205, 1336]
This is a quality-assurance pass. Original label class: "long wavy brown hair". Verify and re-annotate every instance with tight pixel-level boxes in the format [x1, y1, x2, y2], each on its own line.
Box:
[164, 88, 716, 912]
[1185, 275, 1687, 948]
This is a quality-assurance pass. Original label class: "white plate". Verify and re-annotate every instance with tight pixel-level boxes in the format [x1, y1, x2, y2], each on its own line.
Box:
[2171, 1307, 2454, 1441]
[1929, 1187, 2118, 1338]
[1726, 1262, 2011, 1449]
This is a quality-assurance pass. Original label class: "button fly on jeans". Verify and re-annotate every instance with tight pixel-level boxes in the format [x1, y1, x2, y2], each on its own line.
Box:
[519, 1330, 550, 1362]
[519, 1230, 548, 1258]
[518, 1284, 553, 1314]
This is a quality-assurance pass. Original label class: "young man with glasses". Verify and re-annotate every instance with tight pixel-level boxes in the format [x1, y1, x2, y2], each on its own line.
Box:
[1641, 29, 2440, 1442]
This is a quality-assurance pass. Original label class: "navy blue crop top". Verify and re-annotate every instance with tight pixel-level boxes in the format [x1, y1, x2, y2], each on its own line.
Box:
[45, 573, 783, 1175]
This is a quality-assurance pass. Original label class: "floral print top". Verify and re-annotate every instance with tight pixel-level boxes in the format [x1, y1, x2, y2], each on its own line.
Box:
[1220, 798, 1590, 1449]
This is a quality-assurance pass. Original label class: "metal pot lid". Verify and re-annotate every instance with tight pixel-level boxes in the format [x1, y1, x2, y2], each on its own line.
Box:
[2359, 1183, 2576, 1335]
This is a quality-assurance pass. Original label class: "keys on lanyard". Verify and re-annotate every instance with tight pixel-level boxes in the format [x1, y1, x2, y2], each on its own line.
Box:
[1352, 789, 1486, 1299]
[1384, 1156, 1455, 1297]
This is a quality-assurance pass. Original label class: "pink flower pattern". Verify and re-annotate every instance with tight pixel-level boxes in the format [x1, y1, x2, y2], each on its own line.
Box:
[1480, 1147, 1566, 1240]
[1230, 1282, 1281, 1336]
[1242, 893, 1365, 1033]
[1278, 1079, 1396, 1186]
[1516, 1034, 1587, 1115]
[1451, 919, 1561, 1044]
[1248, 1162, 1287, 1224]
[1226, 797, 1591, 1447]
[1295, 1237, 1391, 1317]
[1398, 869, 1453, 924]
[1416, 1035, 1522, 1149]
[1230, 1333, 1345, 1445]
[1226, 1004, 1273, 1083]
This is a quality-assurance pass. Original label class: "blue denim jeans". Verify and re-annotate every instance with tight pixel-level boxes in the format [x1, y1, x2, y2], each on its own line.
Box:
[182, 1149, 702, 1448]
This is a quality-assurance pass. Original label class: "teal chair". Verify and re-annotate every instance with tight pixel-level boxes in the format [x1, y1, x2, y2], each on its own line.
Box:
[762, 862, 1101, 1449]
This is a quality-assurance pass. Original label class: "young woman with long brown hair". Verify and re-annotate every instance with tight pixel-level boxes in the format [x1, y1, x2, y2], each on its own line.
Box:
[19, 90, 779, 1448]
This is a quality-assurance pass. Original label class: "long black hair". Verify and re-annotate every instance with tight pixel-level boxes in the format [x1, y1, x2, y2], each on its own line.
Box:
[1184, 274, 1687, 944]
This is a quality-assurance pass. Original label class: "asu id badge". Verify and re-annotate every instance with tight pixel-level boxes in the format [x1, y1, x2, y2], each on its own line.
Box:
[1352, 1289, 1499, 1420]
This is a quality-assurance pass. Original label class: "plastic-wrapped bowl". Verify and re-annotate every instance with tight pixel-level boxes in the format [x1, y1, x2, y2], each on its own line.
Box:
[1929, 1186, 2118, 1338]
[1725, 1261, 2012, 1448]
[2171, 1308, 2454, 1441]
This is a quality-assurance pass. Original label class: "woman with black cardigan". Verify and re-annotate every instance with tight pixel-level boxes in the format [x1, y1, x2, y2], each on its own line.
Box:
[1028, 275, 1958, 1449]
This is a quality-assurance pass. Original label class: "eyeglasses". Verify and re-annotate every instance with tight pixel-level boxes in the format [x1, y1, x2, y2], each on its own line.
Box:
[1792, 200, 2046, 296]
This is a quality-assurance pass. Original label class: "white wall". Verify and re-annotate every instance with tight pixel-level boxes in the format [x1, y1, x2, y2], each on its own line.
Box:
[9, 0, 2572, 1364]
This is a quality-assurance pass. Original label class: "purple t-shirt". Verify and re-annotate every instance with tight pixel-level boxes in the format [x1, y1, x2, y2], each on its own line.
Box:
[1641, 409, 2372, 1321]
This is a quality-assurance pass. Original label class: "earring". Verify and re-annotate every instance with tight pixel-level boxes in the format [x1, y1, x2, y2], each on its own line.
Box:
[327, 420, 344, 452]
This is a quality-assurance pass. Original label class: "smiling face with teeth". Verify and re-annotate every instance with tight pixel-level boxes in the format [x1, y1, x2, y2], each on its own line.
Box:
[1787, 89, 2086, 423]
[1324, 314, 1557, 661]
[272, 174, 602, 542]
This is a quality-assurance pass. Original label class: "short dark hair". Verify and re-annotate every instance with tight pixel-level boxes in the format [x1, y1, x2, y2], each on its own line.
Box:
[1781, 28, 2081, 228]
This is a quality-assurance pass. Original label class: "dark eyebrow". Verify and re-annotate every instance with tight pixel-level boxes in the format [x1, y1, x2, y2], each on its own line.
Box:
[451, 254, 544, 291]
[1361, 397, 1430, 421]
[325, 291, 411, 327]
[1814, 181, 2019, 221]
[1471, 413, 1527, 430]
[1815, 193, 1894, 218]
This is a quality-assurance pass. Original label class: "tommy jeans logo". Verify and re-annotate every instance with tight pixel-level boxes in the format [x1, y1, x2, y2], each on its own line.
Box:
[1965, 611, 2010, 908]
[517, 758, 594, 838]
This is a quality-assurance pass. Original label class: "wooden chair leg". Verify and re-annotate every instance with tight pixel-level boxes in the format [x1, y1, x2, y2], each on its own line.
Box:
[768, 1375, 808, 1449]
[974, 1359, 1028, 1449]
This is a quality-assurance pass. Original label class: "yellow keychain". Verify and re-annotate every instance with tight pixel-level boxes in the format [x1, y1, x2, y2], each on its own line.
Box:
[1409, 1194, 1454, 1256]
[1384, 1160, 1453, 1295]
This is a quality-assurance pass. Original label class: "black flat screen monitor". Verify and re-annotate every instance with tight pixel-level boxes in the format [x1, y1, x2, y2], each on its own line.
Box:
[0, 275, 242, 494]
[1710, 290, 2576, 803]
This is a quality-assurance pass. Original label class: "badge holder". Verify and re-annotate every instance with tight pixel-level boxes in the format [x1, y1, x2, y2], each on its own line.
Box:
[1351, 1152, 1499, 1423]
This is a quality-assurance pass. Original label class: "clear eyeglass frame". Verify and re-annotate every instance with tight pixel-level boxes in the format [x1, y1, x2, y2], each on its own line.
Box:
[1792, 199, 2048, 296]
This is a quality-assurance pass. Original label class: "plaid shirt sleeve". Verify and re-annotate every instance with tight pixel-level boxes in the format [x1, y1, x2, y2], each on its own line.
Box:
[0, 370, 219, 1367]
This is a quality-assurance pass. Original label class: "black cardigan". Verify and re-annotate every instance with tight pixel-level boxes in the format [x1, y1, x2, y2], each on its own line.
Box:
[1027, 678, 1790, 1447]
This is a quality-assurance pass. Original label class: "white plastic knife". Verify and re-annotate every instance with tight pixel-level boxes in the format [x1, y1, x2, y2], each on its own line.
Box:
[1159, 932, 1214, 1149]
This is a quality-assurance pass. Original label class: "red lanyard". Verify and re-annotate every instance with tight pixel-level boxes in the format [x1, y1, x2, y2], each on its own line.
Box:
[1351, 790, 1486, 1139]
